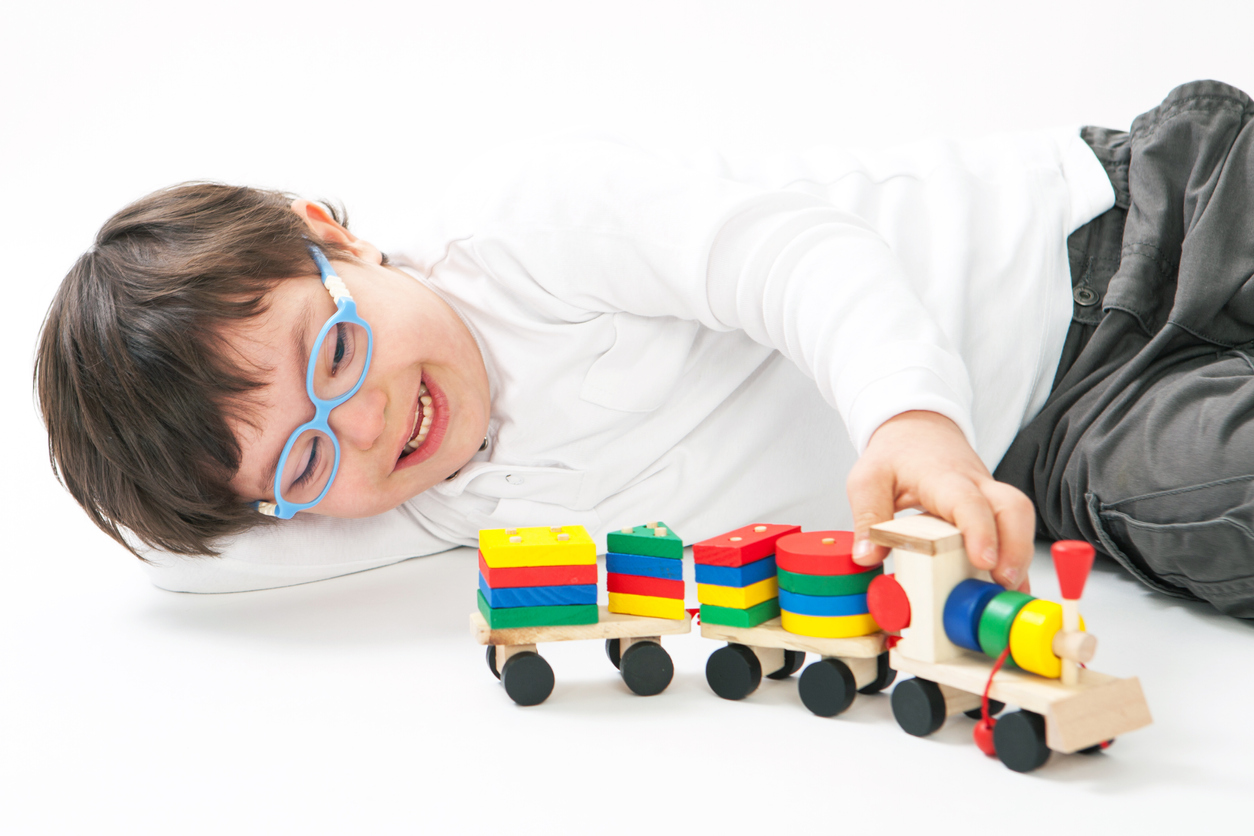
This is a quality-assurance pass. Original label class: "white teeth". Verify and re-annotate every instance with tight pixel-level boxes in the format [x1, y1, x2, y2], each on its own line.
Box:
[403, 382, 435, 454]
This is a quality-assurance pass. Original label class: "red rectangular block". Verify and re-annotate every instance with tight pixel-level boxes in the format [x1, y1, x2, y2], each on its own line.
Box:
[693, 524, 801, 567]
[478, 551, 598, 589]
[606, 572, 685, 600]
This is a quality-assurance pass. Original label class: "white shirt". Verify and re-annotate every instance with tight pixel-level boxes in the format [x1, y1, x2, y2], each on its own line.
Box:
[143, 129, 1114, 593]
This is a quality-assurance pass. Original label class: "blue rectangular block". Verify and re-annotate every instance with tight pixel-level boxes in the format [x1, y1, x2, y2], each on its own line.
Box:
[694, 555, 776, 588]
[478, 574, 598, 608]
[605, 552, 684, 580]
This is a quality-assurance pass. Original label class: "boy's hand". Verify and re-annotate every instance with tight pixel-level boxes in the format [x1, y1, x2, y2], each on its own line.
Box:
[847, 411, 1035, 591]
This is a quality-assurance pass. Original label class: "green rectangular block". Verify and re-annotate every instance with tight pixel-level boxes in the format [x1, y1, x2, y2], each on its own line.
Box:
[476, 590, 599, 629]
[699, 598, 780, 628]
[606, 522, 683, 559]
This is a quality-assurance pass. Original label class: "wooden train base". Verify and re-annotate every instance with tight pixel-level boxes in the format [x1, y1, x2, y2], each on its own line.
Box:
[470, 606, 693, 706]
[701, 618, 894, 715]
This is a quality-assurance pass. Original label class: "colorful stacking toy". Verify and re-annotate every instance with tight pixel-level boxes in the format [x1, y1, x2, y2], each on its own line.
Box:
[605, 522, 686, 619]
[477, 525, 599, 628]
[694, 524, 799, 628]
[941, 577, 1086, 678]
[776, 531, 881, 638]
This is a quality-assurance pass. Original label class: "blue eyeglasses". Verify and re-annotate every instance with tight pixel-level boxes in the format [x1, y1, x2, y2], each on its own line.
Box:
[255, 245, 374, 519]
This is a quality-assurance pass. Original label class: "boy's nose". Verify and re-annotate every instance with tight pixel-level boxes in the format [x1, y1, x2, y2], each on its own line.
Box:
[327, 386, 387, 451]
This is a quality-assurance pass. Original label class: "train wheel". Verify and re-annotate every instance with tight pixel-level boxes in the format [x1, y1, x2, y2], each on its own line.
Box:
[857, 651, 898, 694]
[605, 638, 622, 670]
[486, 645, 500, 679]
[500, 651, 555, 706]
[964, 700, 1005, 719]
[891, 677, 946, 737]
[705, 643, 763, 700]
[798, 658, 856, 717]
[619, 641, 675, 696]
[766, 649, 806, 680]
[993, 710, 1051, 772]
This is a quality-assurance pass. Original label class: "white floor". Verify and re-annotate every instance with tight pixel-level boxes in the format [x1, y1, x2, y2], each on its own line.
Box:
[5, 2, 1254, 833]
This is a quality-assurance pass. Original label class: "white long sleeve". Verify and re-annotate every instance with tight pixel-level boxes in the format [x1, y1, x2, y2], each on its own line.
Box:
[452, 137, 975, 452]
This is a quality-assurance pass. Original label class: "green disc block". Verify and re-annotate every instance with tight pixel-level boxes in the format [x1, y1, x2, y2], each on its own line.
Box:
[778, 565, 882, 596]
[477, 590, 599, 629]
[699, 598, 781, 629]
[977, 590, 1035, 661]
[606, 522, 683, 560]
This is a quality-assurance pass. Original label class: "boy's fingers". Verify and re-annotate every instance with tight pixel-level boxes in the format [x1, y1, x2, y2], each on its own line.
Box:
[943, 482, 1000, 572]
[985, 481, 1037, 590]
[847, 463, 895, 566]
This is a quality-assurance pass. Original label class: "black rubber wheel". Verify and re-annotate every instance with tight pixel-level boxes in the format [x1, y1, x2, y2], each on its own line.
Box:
[605, 638, 622, 670]
[486, 645, 500, 679]
[705, 643, 763, 700]
[964, 699, 1006, 719]
[500, 651, 555, 707]
[798, 657, 857, 717]
[890, 677, 947, 737]
[766, 649, 806, 680]
[619, 641, 675, 696]
[857, 651, 898, 695]
[993, 710, 1051, 772]
[1079, 738, 1115, 755]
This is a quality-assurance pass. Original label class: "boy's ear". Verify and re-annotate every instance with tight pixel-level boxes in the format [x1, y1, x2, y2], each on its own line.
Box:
[290, 199, 382, 264]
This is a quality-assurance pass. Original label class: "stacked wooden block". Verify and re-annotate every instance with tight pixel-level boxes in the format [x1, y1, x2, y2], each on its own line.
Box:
[477, 525, 599, 629]
[605, 522, 686, 619]
[776, 531, 881, 638]
[694, 524, 800, 628]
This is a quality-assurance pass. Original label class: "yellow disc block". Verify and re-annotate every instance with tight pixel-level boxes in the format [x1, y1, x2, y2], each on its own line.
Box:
[781, 610, 879, 638]
[697, 577, 778, 609]
[608, 592, 687, 620]
[1008, 599, 1085, 678]
[479, 525, 597, 568]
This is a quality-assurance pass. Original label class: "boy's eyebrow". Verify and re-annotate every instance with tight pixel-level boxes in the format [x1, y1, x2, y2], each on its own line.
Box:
[257, 299, 317, 499]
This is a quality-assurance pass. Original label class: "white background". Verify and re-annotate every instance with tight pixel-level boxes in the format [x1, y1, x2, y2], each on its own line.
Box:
[4, 1, 1254, 833]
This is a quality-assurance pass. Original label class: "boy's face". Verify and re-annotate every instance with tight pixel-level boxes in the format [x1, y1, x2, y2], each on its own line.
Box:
[226, 217, 491, 518]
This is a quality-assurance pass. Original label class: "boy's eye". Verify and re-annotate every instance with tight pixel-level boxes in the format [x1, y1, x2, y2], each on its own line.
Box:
[280, 430, 333, 503]
[313, 321, 367, 400]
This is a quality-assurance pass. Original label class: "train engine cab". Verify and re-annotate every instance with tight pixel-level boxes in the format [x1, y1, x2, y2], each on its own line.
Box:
[866, 514, 1152, 772]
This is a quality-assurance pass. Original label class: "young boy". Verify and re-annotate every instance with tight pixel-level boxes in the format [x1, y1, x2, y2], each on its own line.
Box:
[35, 81, 1254, 617]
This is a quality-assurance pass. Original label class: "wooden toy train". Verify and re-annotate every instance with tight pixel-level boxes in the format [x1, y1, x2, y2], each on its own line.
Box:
[469, 516, 1152, 773]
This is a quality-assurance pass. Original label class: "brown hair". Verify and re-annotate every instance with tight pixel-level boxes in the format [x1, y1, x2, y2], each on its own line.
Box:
[35, 183, 355, 558]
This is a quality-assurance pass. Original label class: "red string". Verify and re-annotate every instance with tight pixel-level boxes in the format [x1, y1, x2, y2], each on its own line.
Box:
[982, 645, 1012, 724]
[685, 607, 700, 625]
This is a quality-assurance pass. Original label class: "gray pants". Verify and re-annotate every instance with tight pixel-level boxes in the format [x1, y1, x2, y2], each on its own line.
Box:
[995, 80, 1254, 618]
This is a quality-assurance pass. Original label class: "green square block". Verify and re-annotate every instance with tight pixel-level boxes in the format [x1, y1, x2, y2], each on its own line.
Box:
[477, 590, 599, 629]
[606, 522, 683, 559]
[777, 565, 882, 597]
[699, 598, 780, 629]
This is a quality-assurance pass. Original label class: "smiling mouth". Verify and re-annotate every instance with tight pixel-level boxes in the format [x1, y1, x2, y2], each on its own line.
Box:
[402, 382, 434, 457]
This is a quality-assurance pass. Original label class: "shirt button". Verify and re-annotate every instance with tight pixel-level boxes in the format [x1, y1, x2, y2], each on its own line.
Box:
[505, 474, 524, 485]
[1073, 286, 1099, 307]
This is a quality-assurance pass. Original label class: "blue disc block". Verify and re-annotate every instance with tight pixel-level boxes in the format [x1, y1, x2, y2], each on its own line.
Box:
[478, 574, 598, 609]
[777, 589, 868, 617]
[606, 552, 684, 580]
[694, 555, 776, 588]
[943, 578, 1006, 652]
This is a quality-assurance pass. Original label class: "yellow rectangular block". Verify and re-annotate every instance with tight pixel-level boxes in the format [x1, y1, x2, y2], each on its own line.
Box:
[697, 577, 778, 609]
[479, 525, 597, 568]
[608, 592, 687, 620]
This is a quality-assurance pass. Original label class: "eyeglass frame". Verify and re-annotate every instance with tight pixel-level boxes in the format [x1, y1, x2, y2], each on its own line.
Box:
[254, 244, 374, 519]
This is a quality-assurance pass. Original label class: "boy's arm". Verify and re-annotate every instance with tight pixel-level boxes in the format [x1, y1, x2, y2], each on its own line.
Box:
[452, 137, 1031, 576]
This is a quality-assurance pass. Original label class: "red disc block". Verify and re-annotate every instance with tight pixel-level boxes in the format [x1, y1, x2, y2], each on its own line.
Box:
[1052, 540, 1096, 600]
[775, 531, 859, 575]
[867, 573, 910, 631]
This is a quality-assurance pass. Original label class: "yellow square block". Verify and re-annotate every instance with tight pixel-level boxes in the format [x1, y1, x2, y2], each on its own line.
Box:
[479, 525, 597, 568]
[697, 577, 778, 609]
[608, 592, 687, 620]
